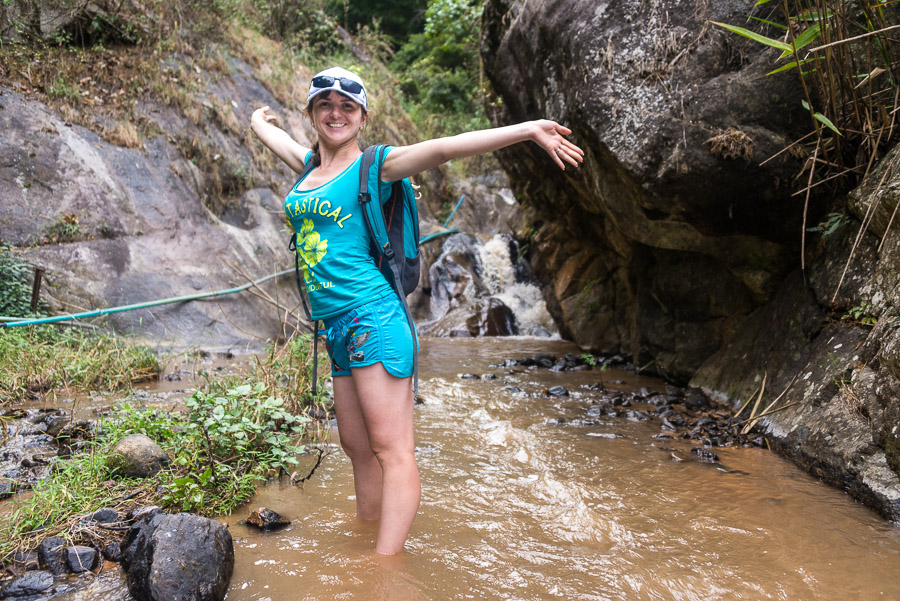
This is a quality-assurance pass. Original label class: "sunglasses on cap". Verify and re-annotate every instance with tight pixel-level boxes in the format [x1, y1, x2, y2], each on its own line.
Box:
[311, 75, 364, 95]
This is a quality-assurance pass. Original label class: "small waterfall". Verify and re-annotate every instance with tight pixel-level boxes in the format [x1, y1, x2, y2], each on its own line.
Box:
[418, 233, 557, 337]
[477, 236, 557, 337]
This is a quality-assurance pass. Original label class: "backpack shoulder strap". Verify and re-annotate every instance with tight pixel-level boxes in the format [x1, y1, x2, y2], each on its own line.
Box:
[359, 145, 394, 257]
[357, 145, 420, 394]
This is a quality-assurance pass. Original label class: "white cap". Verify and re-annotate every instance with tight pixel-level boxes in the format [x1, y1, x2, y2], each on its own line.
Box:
[307, 67, 368, 111]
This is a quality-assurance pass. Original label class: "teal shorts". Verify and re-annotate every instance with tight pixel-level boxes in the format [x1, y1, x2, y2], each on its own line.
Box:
[323, 294, 415, 378]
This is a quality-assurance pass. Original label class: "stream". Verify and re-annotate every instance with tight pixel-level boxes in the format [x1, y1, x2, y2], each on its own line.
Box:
[54, 337, 900, 601]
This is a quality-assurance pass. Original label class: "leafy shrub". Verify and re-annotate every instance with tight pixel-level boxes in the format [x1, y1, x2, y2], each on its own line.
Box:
[0, 246, 45, 318]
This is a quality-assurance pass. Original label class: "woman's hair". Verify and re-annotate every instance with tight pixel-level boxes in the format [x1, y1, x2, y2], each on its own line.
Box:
[304, 97, 368, 166]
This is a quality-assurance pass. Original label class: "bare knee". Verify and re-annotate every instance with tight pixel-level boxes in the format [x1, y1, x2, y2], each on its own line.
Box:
[340, 434, 376, 463]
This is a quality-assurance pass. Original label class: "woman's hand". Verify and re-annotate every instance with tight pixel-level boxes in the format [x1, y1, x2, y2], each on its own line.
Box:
[249, 105, 311, 174]
[251, 105, 279, 129]
[530, 120, 584, 170]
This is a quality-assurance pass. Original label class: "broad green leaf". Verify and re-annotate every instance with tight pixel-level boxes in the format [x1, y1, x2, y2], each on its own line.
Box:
[711, 22, 792, 52]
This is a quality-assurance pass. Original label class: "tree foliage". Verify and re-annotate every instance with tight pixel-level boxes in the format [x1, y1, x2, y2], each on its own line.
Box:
[391, 0, 488, 136]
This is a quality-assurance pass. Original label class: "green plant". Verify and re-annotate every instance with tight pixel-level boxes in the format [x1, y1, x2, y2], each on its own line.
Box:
[47, 76, 80, 100]
[713, 0, 898, 274]
[807, 211, 851, 237]
[844, 301, 877, 325]
[581, 353, 596, 367]
[161, 382, 310, 512]
[0, 246, 45, 318]
[43, 213, 81, 244]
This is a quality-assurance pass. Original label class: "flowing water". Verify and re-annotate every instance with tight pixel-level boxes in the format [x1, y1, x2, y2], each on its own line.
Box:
[54, 337, 900, 601]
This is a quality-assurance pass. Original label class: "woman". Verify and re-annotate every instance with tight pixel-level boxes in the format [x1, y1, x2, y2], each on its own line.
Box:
[250, 66, 583, 555]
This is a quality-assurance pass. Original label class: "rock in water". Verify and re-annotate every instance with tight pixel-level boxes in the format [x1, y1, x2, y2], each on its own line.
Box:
[108, 434, 170, 478]
[121, 513, 234, 601]
[246, 507, 291, 531]
[0, 571, 54, 598]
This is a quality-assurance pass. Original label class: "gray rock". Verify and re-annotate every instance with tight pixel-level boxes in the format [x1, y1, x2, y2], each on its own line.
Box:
[37, 537, 67, 576]
[66, 545, 97, 573]
[0, 570, 54, 598]
[84, 507, 119, 524]
[121, 513, 234, 601]
[108, 434, 170, 478]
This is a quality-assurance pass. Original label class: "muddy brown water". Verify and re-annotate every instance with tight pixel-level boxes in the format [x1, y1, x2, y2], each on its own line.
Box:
[47, 337, 900, 600]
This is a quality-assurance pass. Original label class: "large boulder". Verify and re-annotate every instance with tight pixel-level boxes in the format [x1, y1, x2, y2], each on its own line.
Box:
[481, 0, 809, 380]
[120, 512, 234, 601]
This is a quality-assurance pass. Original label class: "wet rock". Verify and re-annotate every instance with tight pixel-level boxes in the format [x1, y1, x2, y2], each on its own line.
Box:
[108, 434, 170, 478]
[483, 374, 498, 380]
[0, 570, 54, 598]
[464, 297, 518, 336]
[459, 373, 480, 380]
[0, 477, 16, 500]
[66, 545, 97, 573]
[11, 550, 39, 571]
[128, 506, 163, 522]
[626, 410, 651, 422]
[102, 541, 122, 562]
[535, 353, 555, 368]
[684, 389, 712, 411]
[37, 537, 67, 576]
[503, 386, 521, 393]
[246, 507, 290, 531]
[546, 386, 569, 397]
[121, 512, 234, 601]
[691, 448, 720, 463]
[647, 393, 679, 407]
[43, 414, 70, 438]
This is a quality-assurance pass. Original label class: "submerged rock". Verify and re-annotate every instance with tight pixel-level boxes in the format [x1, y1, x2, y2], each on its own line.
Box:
[121, 512, 234, 601]
[246, 507, 291, 531]
[108, 434, 170, 478]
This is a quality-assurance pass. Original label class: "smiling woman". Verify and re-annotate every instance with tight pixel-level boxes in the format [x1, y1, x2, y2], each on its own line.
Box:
[249, 66, 583, 555]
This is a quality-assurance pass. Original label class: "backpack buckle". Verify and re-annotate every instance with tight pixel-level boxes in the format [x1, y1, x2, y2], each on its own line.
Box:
[359, 192, 372, 204]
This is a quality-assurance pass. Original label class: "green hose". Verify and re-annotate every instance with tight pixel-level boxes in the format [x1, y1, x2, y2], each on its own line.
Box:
[3, 228, 463, 329]
[1, 268, 294, 328]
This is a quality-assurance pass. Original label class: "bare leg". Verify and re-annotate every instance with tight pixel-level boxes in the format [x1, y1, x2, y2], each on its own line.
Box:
[351, 364, 420, 555]
[332, 375, 382, 520]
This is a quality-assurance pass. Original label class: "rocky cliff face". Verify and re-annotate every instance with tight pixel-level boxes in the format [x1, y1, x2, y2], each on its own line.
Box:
[481, 0, 810, 381]
[692, 146, 900, 521]
[1, 73, 308, 349]
[481, 0, 900, 519]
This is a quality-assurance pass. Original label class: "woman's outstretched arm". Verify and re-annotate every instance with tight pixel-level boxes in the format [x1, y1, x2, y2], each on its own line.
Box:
[381, 120, 583, 182]
[250, 106, 313, 175]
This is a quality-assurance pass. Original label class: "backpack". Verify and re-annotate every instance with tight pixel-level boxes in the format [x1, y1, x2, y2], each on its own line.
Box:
[288, 144, 422, 396]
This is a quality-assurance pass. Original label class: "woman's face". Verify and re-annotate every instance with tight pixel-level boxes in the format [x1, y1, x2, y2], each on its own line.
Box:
[309, 90, 367, 148]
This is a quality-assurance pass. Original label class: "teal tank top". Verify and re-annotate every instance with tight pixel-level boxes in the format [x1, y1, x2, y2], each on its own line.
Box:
[284, 150, 394, 320]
